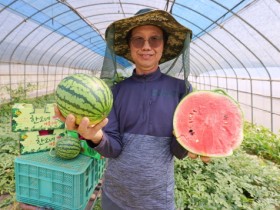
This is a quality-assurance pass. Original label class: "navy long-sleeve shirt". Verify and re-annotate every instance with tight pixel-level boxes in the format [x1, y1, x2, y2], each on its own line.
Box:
[89, 68, 191, 159]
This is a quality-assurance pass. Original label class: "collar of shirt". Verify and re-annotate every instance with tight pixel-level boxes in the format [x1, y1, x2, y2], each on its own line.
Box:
[132, 67, 162, 82]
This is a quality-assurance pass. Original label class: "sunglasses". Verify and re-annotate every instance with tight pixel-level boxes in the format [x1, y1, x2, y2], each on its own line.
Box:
[130, 36, 163, 48]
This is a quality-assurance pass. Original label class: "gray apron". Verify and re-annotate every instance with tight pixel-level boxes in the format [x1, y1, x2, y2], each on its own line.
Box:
[102, 133, 175, 210]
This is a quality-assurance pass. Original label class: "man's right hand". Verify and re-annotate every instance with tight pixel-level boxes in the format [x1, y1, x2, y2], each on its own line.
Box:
[54, 105, 108, 145]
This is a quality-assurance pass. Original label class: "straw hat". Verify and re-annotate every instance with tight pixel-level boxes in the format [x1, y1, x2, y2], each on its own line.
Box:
[105, 9, 192, 64]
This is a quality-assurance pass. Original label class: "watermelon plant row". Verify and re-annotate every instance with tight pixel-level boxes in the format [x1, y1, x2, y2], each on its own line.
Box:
[242, 121, 280, 165]
[0, 92, 279, 209]
[174, 150, 280, 209]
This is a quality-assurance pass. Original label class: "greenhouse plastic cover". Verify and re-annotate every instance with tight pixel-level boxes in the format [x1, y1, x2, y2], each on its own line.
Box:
[0, 0, 280, 132]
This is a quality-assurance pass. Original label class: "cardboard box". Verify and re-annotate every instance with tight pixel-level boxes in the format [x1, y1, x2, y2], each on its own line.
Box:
[12, 103, 102, 159]
[19, 129, 66, 154]
[12, 103, 64, 132]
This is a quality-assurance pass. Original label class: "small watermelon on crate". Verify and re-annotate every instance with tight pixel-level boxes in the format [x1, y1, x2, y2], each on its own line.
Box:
[56, 74, 113, 125]
[173, 89, 243, 157]
[55, 135, 81, 159]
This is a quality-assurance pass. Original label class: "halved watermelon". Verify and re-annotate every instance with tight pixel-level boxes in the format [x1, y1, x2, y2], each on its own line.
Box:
[173, 89, 243, 157]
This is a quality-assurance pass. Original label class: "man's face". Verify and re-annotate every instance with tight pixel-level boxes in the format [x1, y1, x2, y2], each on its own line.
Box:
[129, 25, 164, 74]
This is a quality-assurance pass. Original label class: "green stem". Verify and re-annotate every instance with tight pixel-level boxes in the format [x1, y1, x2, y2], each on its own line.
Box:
[212, 89, 238, 105]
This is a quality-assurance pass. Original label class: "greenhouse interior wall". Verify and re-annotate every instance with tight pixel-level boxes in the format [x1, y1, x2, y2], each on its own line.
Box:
[1, 1, 280, 209]
[0, 0, 280, 134]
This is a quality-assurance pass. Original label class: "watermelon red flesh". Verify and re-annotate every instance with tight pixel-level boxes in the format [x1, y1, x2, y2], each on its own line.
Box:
[173, 91, 243, 157]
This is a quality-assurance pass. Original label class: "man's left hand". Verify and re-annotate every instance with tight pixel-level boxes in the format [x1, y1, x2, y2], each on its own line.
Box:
[188, 151, 211, 163]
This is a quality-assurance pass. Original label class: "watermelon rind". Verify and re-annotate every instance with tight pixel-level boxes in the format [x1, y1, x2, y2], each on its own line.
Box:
[56, 74, 113, 125]
[173, 90, 244, 157]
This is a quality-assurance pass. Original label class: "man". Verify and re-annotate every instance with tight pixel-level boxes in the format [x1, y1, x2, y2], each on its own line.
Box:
[56, 9, 210, 210]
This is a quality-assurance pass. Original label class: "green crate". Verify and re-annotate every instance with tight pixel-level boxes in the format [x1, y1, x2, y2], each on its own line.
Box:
[92, 158, 106, 187]
[14, 152, 100, 210]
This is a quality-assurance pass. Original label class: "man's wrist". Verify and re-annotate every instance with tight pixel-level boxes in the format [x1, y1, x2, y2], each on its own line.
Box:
[90, 130, 103, 145]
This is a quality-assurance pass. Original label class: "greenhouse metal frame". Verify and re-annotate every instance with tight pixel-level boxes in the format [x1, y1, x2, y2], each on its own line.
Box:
[0, 0, 279, 133]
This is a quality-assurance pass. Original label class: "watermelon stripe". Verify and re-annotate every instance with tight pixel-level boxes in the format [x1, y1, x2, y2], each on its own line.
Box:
[56, 86, 104, 115]
[56, 141, 80, 146]
[55, 101, 103, 119]
[56, 148, 80, 152]
[56, 143, 80, 149]
[57, 150, 79, 154]
[95, 78, 113, 108]
[89, 78, 112, 111]
[57, 80, 104, 112]
[56, 151, 79, 155]
[56, 145, 80, 149]
[69, 74, 109, 106]
[57, 87, 106, 114]
[56, 92, 107, 117]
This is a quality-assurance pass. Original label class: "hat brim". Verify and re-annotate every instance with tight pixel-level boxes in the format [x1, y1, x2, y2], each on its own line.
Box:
[105, 10, 192, 64]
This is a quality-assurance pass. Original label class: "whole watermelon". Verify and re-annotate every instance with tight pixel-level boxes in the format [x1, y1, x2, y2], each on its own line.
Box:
[55, 136, 81, 159]
[56, 74, 113, 125]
